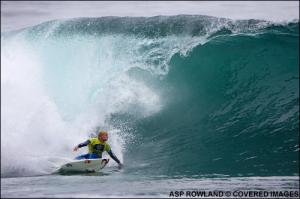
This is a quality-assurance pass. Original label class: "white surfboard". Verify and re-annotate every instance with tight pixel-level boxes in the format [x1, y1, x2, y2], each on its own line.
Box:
[59, 158, 109, 173]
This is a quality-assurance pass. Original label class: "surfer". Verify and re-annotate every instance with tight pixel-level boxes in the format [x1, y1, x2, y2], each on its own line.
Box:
[73, 131, 123, 169]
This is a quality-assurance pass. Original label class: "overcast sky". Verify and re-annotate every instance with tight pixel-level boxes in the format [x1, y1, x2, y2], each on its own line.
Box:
[1, 1, 299, 32]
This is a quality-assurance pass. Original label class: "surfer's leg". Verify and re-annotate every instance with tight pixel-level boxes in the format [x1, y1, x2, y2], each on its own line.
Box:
[75, 154, 90, 160]
[88, 153, 101, 159]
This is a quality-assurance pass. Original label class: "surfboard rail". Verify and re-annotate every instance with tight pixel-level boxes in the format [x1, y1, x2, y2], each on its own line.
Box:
[58, 158, 109, 173]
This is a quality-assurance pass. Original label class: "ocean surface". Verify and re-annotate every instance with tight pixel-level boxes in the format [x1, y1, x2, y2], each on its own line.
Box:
[1, 14, 299, 197]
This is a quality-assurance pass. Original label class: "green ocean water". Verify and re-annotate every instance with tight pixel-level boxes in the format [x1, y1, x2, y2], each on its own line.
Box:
[121, 26, 299, 177]
[1, 15, 299, 197]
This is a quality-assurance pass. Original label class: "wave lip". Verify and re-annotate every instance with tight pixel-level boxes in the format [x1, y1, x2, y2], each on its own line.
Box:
[1, 1, 299, 32]
[21, 15, 293, 37]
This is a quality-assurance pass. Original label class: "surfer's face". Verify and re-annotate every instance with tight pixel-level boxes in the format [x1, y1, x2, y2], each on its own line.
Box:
[99, 134, 108, 142]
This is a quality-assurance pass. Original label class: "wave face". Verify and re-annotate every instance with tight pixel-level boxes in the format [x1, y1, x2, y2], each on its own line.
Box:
[1, 15, 299, 177]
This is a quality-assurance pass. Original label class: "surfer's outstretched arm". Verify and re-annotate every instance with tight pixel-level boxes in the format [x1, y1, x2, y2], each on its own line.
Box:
[73, 140, 90, 151]
[108, 150, 123, 168]
[78, 140, 90, 147]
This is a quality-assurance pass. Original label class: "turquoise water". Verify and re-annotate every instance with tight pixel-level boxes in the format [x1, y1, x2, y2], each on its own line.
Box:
[1, 15, 299, 197]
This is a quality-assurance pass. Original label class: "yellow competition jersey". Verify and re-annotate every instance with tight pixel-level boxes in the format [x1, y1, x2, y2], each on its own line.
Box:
[87, 137, 111, 156]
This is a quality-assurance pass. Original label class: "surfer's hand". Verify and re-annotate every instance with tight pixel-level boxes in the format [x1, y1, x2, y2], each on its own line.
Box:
[118, 163, 123, 169]
[73, 146, 79, 151]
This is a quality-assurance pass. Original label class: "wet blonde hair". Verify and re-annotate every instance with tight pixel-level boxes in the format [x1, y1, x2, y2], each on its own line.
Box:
[98, 131, 108, 136]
